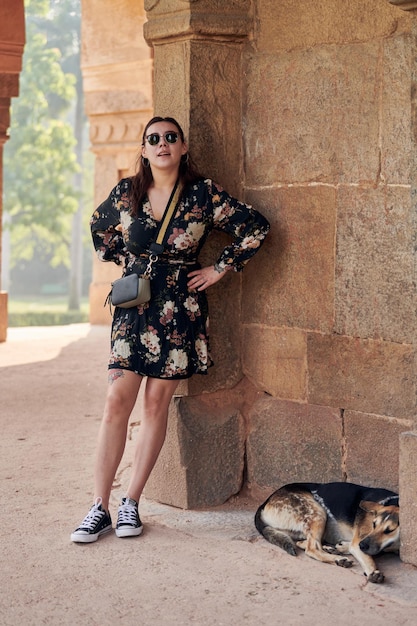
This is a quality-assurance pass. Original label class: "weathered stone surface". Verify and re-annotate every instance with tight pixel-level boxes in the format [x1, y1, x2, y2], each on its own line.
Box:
[246, 396, 342, 490]
[399, 431, 417, 566]
[344, 410, 413, 492]
[308, 333, 416, 418]
[256, 0, 410, 52]
[144, 393, 245, 509]
[153, 39, 244, 197]
[151, 42, 189, 133]
[143, 399, 189, 508]
[335, 185, 415, 343]
[245, 43, 381, 186]
[82, 0, 149, 67]
[382, 34, 413, 183]
[241, 325, 307, 401]
[243, 186, 336, 332]
[144, 1, 251, 43]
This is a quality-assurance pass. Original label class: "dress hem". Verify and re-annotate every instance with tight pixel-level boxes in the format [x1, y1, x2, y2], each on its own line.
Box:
[107, 363, 212, 380]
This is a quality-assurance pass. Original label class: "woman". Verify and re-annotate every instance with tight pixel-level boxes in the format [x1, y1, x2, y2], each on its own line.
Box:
[71, 116, 270, 543]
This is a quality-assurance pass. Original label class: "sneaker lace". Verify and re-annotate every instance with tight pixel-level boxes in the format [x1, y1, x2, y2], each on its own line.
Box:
[118, 501, 138, 526]
[80, 497, 105, 530]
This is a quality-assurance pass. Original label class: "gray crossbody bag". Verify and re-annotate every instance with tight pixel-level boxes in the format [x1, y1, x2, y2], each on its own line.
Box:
[108, 182, 182, 309]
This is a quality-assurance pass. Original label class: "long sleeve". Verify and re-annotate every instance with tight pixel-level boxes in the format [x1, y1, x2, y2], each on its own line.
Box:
[90, 179, 131, 265]
[208, 180, 270, 272]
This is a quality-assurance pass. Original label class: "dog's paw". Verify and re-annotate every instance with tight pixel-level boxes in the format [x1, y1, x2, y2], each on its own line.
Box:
[334, 541, 350, 554]
[283, 540, 298, 556]
[335, 557, 354, 569]
[323, 545, 342, 555]
[367, 570, 385, 584]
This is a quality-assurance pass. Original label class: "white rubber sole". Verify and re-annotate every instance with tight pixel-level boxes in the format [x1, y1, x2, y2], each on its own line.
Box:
[115, 525, 143, 538]
[70, 524, 113, 543]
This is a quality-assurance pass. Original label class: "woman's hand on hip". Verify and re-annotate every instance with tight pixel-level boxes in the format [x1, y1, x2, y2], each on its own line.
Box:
[187, 265, 226, 291]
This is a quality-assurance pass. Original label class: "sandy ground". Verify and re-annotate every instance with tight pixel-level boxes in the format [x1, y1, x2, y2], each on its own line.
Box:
[1, 323, 417, 626]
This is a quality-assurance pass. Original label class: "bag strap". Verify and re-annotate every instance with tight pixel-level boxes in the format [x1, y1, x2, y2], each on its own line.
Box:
[143, 181, 183, 278]
[149, 181, 182, 252]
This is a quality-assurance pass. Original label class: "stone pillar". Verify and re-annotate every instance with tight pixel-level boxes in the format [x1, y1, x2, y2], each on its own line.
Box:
[0, 2, 25, 342]
[399, 432, 417, 565]
[388, 0, 417, 567]
[82, 0, 153, 324]
[141, 0, 253, 507]
[144, 0, 251, 396]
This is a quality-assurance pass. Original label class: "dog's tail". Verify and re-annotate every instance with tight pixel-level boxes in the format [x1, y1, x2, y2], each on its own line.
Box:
[254, 506, 297, 556]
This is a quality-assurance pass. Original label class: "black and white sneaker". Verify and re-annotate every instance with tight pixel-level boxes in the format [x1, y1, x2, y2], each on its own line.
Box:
[115, 497, 143, 538]
[70, 497, 113, 543]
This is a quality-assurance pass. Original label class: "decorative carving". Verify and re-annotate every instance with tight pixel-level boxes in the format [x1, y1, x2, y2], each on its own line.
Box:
[89, 113, 142, 149]
[388, 0, 417, 10]
[144, 13, 251, 45]
[144, 0, 251, 43]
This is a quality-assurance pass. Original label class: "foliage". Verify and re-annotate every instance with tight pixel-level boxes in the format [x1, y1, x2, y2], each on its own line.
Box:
[8, 294, 89, 326]
[3, 0, 81, 268]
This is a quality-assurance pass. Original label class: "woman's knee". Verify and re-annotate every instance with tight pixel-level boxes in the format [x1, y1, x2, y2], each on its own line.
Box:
[143, 379, 179, 417]
[103, 371, 141, 422]
[103, 391, 130, 422]
[104, 389, 136, 422]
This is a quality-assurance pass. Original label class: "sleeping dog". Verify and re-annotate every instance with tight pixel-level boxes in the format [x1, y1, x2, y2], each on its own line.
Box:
[255, 482, 400, 583]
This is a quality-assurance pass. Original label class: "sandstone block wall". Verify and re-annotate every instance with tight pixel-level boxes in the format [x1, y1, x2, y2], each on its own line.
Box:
[240, 0, 416, 497]
[82, 0, 417, 566]
[399, 431, 417, 565]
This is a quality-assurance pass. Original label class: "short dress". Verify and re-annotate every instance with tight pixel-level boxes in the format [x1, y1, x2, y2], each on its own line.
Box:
[90, 177, 270, 379]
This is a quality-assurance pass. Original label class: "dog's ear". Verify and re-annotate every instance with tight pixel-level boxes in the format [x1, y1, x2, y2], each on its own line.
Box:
[359, 500, 380, 514]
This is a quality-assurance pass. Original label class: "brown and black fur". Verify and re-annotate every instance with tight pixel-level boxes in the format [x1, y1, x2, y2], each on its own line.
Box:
[255, 482, 400, 583]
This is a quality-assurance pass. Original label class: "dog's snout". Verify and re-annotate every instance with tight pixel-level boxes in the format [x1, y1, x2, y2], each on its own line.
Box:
[359, 538, 370, 552]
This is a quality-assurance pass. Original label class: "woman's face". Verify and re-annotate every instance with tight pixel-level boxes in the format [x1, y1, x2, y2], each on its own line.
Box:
[142, 121, 188, 174]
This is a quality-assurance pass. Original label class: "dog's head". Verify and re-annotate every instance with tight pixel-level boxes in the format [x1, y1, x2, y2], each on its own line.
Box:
[358, 500, 400, 556]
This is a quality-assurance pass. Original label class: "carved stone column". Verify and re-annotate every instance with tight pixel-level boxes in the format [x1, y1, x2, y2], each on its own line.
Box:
[0, 2, 25, 342]
[140, 1, 254, 508]
[82, 0, 153, 324]
[144, 0, 252, 396]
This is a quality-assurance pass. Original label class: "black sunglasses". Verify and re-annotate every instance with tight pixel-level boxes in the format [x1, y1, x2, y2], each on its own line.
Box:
[145, 132, 180, 146]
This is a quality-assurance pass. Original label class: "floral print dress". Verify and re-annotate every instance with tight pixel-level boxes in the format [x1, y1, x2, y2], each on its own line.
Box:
[91, 177, 270, 379]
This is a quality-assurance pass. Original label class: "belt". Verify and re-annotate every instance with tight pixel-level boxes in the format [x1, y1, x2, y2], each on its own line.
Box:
[134, 254, 198, 267]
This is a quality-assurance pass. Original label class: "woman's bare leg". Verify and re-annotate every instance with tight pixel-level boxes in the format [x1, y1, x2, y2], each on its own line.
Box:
[125, 377, 179, 503]
[94, 369, 143, 511]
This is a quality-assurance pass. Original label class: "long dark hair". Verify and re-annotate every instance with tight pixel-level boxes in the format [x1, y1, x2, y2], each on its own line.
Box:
[129, 116, 202, 215]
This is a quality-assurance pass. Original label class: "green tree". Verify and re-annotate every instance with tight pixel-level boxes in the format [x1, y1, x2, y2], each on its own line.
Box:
[42, 0, 86, 310]
[4, 0, 89, 310]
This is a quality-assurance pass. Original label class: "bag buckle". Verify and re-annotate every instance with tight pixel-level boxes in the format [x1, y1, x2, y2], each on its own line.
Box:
[144, 253, 159, 279]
